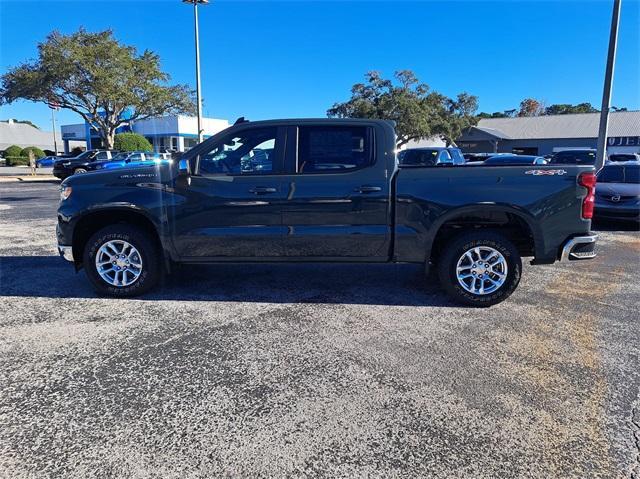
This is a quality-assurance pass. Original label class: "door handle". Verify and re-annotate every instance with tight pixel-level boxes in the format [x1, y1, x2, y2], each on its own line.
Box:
[249, 186, 277, 195]
[354, 185, 382, 194]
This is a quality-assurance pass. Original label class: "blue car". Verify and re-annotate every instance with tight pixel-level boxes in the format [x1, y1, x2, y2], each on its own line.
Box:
[35, 156, 58, 168]
[85, 151, 172, 172]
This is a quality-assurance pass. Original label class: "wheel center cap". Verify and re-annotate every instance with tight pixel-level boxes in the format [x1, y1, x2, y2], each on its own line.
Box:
[474, 265, 487, 275]
[115, 258, 128, 268]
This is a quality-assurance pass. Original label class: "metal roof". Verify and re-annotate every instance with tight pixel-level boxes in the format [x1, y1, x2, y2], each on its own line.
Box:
[473, 111, 640, 140]
[0, 121, 62, 151]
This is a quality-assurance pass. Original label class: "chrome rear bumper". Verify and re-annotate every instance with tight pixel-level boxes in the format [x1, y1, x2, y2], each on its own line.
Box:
[560, 234, 598, 261]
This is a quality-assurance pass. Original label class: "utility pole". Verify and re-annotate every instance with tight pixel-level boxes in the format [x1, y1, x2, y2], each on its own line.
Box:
[49, 102, 59, 154]
[182, 0, 209, 144]
[595, 0, 622, 170]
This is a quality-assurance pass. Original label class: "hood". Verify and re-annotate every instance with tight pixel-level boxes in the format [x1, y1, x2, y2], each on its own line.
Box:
[595, 182, 640, 197]
[62, 162, 175, 188]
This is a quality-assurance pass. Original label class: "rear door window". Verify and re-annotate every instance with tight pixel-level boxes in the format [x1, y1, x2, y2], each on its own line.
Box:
[297, 126, 373, 173]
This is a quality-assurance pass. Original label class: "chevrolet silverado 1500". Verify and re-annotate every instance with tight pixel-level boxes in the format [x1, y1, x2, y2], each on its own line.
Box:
[57, 119, 598, 306]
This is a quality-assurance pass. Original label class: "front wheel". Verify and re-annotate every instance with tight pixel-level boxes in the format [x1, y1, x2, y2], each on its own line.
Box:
[83, 225, 160, 297]
[437, 231, 522, 307]
[74, 168, 87, 174]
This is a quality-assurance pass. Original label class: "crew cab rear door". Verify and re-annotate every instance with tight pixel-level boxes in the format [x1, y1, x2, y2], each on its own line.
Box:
[279, 122, 392, 260]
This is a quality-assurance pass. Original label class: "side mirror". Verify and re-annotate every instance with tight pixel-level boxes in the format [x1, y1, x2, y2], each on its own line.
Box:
[178, 158, 191, 176]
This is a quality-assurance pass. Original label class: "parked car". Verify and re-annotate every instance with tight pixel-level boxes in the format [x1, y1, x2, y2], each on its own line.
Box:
[483, 155, 548, 166]
[594, 163, 640, 223]
[53, 150, 117, 179]
[463, 153, 510, 162]
[607, 153, 640, 163]
[85, 151, 172, 172]
[549, 149, 596, 165]
[398, 147, 465, 166]
[57, 118, 597, 306]
[35, 156, 58, 168]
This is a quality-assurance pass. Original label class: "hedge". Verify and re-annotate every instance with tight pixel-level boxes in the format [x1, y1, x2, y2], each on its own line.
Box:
[113, 133, 153, 152]
[20, 146, 46, 159]
[5, 156, 30, 166]
[4, 145, 22, 158]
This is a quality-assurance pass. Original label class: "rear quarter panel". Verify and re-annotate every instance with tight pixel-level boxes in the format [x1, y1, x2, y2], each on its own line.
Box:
[395, 165, 594, 263]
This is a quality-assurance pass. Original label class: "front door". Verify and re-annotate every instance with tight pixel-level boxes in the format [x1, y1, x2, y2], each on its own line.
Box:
[171, 126, 287, 259]
[280, 124, 392, 260]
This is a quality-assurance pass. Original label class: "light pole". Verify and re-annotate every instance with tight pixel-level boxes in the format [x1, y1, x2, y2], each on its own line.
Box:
[183, 0, 209, 144]
[595, 0, 622, 171]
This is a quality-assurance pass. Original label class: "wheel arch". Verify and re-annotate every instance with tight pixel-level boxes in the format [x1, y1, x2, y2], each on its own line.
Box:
[426, 204, 544, 265]
[71, 206, 170, 270]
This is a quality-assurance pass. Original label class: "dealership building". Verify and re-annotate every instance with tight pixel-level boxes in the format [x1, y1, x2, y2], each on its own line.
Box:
[60, 115, 229, 153]
[457, 111, 640, 156]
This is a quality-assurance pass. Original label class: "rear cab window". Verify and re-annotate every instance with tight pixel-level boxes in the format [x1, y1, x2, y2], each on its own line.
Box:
[297, 126, 373, 173]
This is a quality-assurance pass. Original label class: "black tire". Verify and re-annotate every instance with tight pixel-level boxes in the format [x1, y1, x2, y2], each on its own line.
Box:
[83, 224, 160, 297]
[437, 230, 522, 307]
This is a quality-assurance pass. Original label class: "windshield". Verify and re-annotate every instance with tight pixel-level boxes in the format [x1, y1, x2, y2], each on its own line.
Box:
[398, 149, 439, 166]
[74, 150, 93, 160]
[597, 165, 640, 183]
[110, 152, 130, 161]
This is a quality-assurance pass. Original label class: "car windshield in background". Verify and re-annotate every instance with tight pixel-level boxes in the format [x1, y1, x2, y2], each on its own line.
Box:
[110, 153, 129, 161]
[550, 150, 596, 164]
[597, 165, 640, 184]
[398, 149, 439, 166]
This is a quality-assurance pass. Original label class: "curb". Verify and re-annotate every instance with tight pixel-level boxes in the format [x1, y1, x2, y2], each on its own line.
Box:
[0, 176, 59, 183]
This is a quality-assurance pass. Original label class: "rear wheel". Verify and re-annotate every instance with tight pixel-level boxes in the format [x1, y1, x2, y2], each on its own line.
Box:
[74, 167, 87, 174]
[83, 225, 160, 297]
[437, 231, 521, 307]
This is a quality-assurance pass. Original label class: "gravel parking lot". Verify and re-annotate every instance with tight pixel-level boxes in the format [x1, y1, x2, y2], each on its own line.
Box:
[1, 181, 639, 478]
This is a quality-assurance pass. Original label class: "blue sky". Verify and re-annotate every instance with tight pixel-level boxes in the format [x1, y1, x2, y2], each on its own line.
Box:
[1, 0, 638, 131]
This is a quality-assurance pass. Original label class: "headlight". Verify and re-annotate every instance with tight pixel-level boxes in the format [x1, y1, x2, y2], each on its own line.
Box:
[60, 186, 72, 201]
[63, 162, 71, 167]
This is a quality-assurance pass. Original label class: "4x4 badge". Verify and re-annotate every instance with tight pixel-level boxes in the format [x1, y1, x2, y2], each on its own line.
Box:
[525, 169, 567, 176]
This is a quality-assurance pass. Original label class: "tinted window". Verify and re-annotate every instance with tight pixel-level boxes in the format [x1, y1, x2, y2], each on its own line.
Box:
[598, 165, 640, 183]
[609, 154, 637, 162]
[95, 152, 110, 160]
[199, 127, 278, 176]
[298, 126, 372, 173]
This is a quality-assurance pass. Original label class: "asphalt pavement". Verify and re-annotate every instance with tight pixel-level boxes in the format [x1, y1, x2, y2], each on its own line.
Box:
[1, 182, 639, 478]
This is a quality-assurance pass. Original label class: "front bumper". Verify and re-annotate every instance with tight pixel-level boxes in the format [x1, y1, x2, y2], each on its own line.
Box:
[53, 167, 72, 179]
[58, 244, 74, 262]
[560, 234, 598, 261]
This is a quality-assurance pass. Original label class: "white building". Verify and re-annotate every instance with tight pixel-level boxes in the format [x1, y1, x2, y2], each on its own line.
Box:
[60, 115, 229, 153]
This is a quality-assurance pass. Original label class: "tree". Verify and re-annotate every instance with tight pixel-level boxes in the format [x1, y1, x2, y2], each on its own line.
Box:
[544, 103, 598, 115]
[4, 145, 22, 157]
[0, 29, 195, 149]
[328, 70, 478, 147]
[20, 146, 46, 159]
[114, 133, 153, 152]
[518, 98, 545, 117]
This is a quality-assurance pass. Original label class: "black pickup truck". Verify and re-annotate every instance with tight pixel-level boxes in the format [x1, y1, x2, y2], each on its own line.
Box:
[57, 119, 598, 306]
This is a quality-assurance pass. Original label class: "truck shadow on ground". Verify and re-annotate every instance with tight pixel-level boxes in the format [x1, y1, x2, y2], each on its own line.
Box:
[0, 256, 457, 307]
